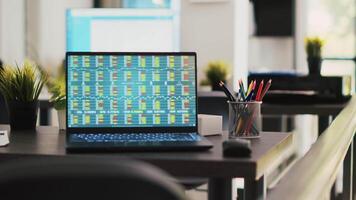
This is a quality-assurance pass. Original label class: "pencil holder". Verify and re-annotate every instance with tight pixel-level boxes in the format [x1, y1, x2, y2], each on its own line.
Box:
[228, 101, 262, 138]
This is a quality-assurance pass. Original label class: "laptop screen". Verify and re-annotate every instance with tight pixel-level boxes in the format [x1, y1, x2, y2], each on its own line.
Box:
[66, 53, 197, 129]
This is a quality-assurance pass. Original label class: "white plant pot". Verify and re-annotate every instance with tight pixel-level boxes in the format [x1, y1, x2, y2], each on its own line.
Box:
[57, 109, 66, 130]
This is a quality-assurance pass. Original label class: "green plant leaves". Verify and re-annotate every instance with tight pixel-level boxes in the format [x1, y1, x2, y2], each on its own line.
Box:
[0, 60, 46, 102]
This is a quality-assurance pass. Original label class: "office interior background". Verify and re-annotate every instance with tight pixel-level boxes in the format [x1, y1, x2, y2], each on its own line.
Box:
[0, 0, 355, 199]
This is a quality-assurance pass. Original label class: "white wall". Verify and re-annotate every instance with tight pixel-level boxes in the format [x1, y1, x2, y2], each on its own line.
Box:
[0, 0, 25, 65]
[180, 0, 249, 90]
[26, 0, 93, 69]
[248, 37, 294, 71]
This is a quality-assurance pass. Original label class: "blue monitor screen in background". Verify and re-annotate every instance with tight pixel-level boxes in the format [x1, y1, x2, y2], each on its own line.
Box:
[66, 9, 179, 52]
[67, 54, 196, 128]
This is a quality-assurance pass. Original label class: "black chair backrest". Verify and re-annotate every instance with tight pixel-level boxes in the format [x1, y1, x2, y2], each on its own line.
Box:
[0, 156, 188, 200]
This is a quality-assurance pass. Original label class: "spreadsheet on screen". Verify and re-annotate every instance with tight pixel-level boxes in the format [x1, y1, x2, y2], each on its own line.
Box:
[67, 54, 196, 128]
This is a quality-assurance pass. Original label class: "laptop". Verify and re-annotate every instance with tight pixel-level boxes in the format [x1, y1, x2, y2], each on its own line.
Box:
[66, 52, 213, 152]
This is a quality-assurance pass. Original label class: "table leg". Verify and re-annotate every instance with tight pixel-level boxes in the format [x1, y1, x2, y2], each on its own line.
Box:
[343, 139, 353, 200]
[330, 183, 337, 200]
[351, 137, 356, 199]
[244, 176, 265, 200]
[208, 178, 232, 200]
[39, 107, 49, 125]
[318, 115, 331, 136]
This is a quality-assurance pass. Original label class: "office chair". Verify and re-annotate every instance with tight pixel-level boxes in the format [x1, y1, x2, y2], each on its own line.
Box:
[0, 156, 188, 200]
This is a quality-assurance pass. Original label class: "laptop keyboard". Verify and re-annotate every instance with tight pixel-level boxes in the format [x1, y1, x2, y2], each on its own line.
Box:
[70, 133, 201, 143]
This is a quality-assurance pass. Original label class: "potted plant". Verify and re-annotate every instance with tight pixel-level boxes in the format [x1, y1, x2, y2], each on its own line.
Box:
[205, 60, 230, 91]
[0, 60, 46, 130]
[199, 79, 212, 92]
[38, 62, 66, 130]
[305, 37, 325, 76]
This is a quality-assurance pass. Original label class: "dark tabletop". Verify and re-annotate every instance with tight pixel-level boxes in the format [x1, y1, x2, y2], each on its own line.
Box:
[0, 125, 292, 180]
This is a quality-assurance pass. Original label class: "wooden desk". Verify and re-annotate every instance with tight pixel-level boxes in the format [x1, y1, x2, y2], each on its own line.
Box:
[0, 125, 292, 200]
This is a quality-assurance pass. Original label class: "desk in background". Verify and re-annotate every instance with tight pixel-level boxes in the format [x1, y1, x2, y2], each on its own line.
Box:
[0, 125, 292, 200]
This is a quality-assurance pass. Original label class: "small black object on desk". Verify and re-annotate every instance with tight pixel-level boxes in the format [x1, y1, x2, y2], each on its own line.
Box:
[223, 139, 252, 157]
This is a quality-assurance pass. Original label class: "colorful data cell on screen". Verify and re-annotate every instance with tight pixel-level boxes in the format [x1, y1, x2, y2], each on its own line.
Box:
[97, 71, 104, 81]
[97, 55, 104, 67]
[182, 85, 190, 96]
[84, 100, 91, 110]
[183, 114, 190, 124]
[72, 100, 78, 110]
[139, 114, 147, 124]
[84, 72, 90, 82]
[111, 114, 118, 124]
[182, 56, 190, 68]
[84, 115, 91, 124]
[139, 85, 146, 96]
[72, 115, 78, 124]
[72, 56, 79, 67]
[125, 99, 132, 110]
[125, 71, 132, 81]
[153, 71, 160, 81]
[96, 100, 104, 110]
[182, 99, 189, 109]
[97, 114, 104, 124]
[168, 85, 175, 96]
[154, 100, 160, 110]
[125, 114, 132, 124]
[139, 99, 146, 110]
[111, 71, 118, 81]
[139, 71, 146, 81]
[72, 86, 79, 96]
[83, 56, 90, 67]
[125, 85, 132, 96]
[97, 85, 104, 96]
[126, 56, 132, 67]
[168, 71, 175, 81]
[154, 56, 160, 67]
[169, 99, 175, 110]
[111, 56, 118, 67]
[182, 71, 189, 81]
[84, 86, 91, 96]
[154, 114, 161, 124]
[111, 86, 118, 96]
[140, 56, 146, 67]
[169, 114, 175, 124]
[168, 56, 174, 68]
[111, 100, 118, 110]
[153, 85, 160, 95]
[72, 71, 79, 81]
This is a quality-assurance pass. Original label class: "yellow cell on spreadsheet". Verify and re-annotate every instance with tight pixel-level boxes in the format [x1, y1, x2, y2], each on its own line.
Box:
[169, 99, 175, 109]
[168, 86, 175, 95]
[140, 100, 146, 110]
[154, 56, 160, 67]
[140, 57, 146, 67]
[84, 72, 90, 81]
[85, 115, 90, 124]
[154, 72, 160, 81]
[154, 100, 160, 110]
[154, 114, 160, 124]
[140, 72, 146, 81]
[140, 115, 147, 124]
[154, 86, 160, 95]
[169, 114, 175, 124]
[73, 116, 78, 124]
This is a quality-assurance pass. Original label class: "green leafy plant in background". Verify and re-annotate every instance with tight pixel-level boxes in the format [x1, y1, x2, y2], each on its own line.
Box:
[38, 62, 66, 110]
[205, 60, 230, 89]
[305, 37, 325, 58]
[199, 79, 210, 86]
[0, 60, 46, 102]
